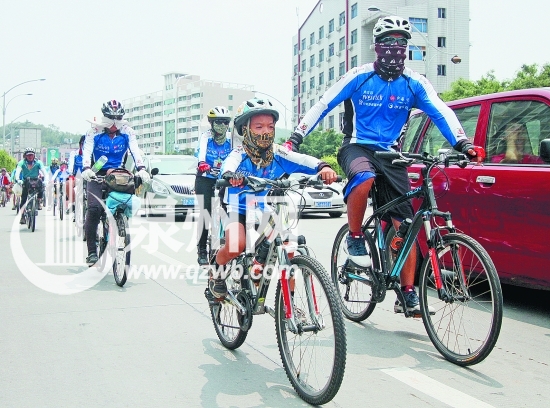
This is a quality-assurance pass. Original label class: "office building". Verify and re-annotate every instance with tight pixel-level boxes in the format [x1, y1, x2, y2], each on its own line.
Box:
[291, 0, 469, 128]
[122, 73, 255, 154]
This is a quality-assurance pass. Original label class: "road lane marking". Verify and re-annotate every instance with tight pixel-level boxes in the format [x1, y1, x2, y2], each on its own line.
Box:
[381, 367, 494, 408]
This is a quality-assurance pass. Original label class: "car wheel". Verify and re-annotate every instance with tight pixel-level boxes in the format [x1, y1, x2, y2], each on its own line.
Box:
[328, 212, 343, 218]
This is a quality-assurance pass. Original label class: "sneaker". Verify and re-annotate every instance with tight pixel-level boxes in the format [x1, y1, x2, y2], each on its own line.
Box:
[344, 234, 372, 268]
[197, 249, 209, 266]
[394, 289, 435, 315]
[86, 253, 99, 266]
[19, 215, 26, 225]
[208, 278, 228, 299]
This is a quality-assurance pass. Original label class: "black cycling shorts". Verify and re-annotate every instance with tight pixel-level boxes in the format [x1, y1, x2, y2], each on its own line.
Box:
[337, 143, 413, 220]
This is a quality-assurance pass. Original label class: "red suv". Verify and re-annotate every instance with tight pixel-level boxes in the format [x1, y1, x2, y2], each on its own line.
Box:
[401, 88, 550, 290]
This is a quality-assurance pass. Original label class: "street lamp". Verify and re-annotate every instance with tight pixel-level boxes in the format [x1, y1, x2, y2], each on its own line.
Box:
[8, 110, 41, 154]
[2, 78, 45, 151]
[366, 7, 460, 80]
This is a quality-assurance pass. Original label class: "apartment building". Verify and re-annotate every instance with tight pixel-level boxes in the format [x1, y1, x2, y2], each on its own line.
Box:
[292, 0, 469, 129]
[122, 73, 255, 155]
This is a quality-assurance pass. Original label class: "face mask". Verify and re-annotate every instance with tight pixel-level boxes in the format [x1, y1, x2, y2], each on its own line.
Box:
[374, 42, 407, 80]
[212, 123, 228, 144]
[242, 125, 275, 167]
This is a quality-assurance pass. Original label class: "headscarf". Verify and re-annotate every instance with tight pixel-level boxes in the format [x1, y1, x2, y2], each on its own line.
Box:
[373, 42, 407, 81]
[242, 124, 275, 167]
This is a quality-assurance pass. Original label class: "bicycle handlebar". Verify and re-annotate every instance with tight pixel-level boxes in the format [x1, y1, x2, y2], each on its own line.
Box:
[215, 174, 343, 191]
[374, 151, 469, 167]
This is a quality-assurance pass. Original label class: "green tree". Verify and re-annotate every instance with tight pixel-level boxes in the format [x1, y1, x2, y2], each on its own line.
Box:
[0, 150, 17, 171]
[441, 63, 550, 102]
[320, 154, 344, 176]
[300, 128, 343, 159]
[0, 121, 81, 150]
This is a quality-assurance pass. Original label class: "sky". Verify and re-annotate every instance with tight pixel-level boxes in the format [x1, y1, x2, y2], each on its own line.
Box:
[1, 0, 549, 136]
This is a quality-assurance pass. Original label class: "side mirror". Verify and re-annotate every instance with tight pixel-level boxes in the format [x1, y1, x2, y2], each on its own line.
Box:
[151, 168, 159, 176]
[540, 139, 550, 163]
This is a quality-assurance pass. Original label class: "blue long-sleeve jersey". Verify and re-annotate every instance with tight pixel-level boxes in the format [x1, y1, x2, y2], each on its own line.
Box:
[295, 64, 468, 149]
[196, 130, 232, 179]
[220, 145, 323, 215]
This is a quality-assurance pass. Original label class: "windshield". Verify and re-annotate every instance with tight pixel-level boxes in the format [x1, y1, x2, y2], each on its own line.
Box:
[149, 157, 197, 175]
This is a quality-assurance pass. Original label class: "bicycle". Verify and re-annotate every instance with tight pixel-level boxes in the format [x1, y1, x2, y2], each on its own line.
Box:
[90, 174, 134, 287]
[0, 186, 7, 207]
[205, 175, 346, 406]
[23, 178, 41, 232]
[330, 151, 503, 366]
[56, 180, 64, 220]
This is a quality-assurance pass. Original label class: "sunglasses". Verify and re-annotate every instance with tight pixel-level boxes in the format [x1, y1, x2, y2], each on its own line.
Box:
[377, 36, 408, 46]
[214, 119, 230, 125]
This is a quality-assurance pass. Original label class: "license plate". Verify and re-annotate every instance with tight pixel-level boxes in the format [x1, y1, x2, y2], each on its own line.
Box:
[314, 201, 331, 208]
[182, 197, 195, 206]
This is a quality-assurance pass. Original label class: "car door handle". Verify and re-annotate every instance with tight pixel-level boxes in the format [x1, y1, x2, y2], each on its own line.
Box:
[476, 176, 496, 184]
[408, 173, 420, 180]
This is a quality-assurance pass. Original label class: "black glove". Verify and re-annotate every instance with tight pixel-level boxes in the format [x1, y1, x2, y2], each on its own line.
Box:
[454, 140, 475, 159]
[288, 132, 303, 153]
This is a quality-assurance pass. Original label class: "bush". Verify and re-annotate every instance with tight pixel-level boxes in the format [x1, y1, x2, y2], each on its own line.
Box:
[0, 150, 17, 172]
[320, 154, 344, 176]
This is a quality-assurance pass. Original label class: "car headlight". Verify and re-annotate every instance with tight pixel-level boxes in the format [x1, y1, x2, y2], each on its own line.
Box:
[151, 179, 169, 195]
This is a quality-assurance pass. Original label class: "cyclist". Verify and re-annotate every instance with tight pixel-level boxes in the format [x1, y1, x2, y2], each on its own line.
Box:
[53, 160, 71, 214]
[67, 135, 85, 219]
[285, 15, 485, 314]
[208, 98, 338, 299]
[81, 99, 149, 266]
[11, 167, 19, 209]
[46, 157, 60, 210]
[0, 168, 11, 205]
[195, 106, 233, 265]
[15, 147, 46, 224]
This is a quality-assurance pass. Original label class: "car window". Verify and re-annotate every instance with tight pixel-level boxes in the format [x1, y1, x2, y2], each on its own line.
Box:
[419, 105, 481, 156]
[486, 100, 550, 164]
[149, 156, 198, 174]
[400, 113, 427, 152]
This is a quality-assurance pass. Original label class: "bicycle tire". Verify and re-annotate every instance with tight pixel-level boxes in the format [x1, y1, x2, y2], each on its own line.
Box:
[96, 217, 109, 271]
[418, 232, 503, 366]
[16, 198, 20, 214]
[209, 271, 248, 350]
[112, 214, 129, 287]
[59, 195, 63, 220]
[30, 198, 36, 232]
[53, 194, 57, 216]
[275, 255, 346, 405]
[330, 223, 378, 322]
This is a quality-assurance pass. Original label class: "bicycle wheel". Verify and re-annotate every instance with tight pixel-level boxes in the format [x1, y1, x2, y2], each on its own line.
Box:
[275, 255, 346, 405]
[30, 198, 36, 232]
[330, 223, 378, 322]
[53, 194, 57, 216]
[419, 233, 503, 366]
[209, 270, 249, 350]
[59, 195, 64, 220]
[95, 216, 109, 271]
[16, 197, 20, 214]
[112, 214, 129, 287]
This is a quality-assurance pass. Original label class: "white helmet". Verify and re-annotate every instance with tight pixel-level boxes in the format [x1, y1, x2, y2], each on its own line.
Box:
[373, 15, 412, 42]
[207, 106, 231, 122]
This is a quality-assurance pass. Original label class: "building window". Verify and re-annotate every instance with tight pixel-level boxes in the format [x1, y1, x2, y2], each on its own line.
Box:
[319, 72, 324, 86]
[409, 17, 428, 33]
[328, 115, 334, 129]
[293, 43, 298, 55]
[310, 77, 315, 89]
[294, 64, 298, 75]
[228, 95, 233, 100]
[319, 25, 324, 39]
[409, 45, 426, 61]
[302, 59, 306, 72]
[437, 37, 446, 47]
[310, 32, 315, 46]
[339, 36, 345, 51]
[328, 67, 335, 81]
[339, 61, 345, 76]
[310, 55, 315, 68]
[329, 19, 334, 33]
[437, 64, 447, 76]
[438, 8, 446, 18]
[339, 12, 345, 26]
[351, 55, 358, 68]
[301, 81, 306, 92]
[351, 3, 358, 19]
[301, 38, 306, 50]
[319, 48, 325, 62]
[228, 105, 233, 111]
[329, 43, 335, 56]
[310, 99, 315, 108]
[301, 102, 306, 113]
[154, 102, 162, 107]
[351, 29, 357, 44]
[293, 85, 298, 96]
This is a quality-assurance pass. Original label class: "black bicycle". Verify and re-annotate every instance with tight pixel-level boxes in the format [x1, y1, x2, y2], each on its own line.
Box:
[205, 175, 346, 405]
[23, 178, 41, 233]
[330, 151, 503, 366]
[92, 175, 131, 287]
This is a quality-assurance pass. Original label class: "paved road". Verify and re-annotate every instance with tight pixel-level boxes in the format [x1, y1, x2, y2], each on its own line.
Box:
[0, 205, 549, 407]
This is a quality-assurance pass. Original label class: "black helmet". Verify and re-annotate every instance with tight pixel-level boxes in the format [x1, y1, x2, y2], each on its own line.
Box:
[101, 100, 125, 120]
